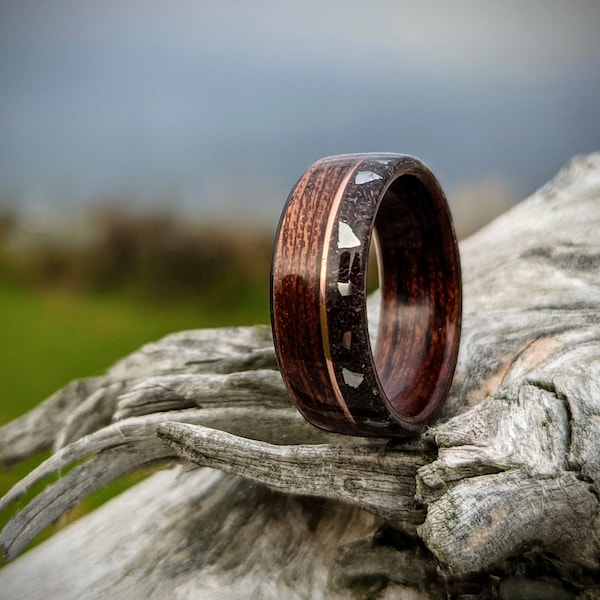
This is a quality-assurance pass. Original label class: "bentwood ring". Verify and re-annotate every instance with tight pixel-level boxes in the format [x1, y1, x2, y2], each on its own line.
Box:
[271, 153, 461, 437]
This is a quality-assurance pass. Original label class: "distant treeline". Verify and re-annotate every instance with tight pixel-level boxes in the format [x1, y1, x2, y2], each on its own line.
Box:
[0, 181, 515, 307]
[0, 206, 274, 308]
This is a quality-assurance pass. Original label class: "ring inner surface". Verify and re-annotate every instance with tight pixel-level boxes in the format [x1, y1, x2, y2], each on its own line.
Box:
[373, 174, 456, 420]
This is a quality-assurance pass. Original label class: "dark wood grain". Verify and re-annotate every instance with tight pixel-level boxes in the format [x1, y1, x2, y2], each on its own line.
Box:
[271, 154, 461, 436]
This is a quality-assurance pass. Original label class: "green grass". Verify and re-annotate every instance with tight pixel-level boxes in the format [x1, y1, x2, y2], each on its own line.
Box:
[0, 281, 269, 560]
[0, 282, 269, 423]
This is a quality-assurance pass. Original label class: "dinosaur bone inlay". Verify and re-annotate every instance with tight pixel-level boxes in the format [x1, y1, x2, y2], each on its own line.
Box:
[338, 221, 361, 249]
[355, 170, 383, 185]
[337, 281, 351, 296]
[337, 249, 362, 298]
[342, 368, 364, 388]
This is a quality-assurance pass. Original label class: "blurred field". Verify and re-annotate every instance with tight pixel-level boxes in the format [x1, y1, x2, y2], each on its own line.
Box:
[0, 281, 268, 425]
[0, 207, 273, 554]
[0, 206, 273, 421]
[0, 280, 270, 550]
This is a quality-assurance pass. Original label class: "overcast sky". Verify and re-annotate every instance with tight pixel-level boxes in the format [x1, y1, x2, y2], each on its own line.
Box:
[1, 0, 598, 224]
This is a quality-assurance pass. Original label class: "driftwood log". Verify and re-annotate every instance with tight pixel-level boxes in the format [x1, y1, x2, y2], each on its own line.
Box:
[0, 153, 599, 599]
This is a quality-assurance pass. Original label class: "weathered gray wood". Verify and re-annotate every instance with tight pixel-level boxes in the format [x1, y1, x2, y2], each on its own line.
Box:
[0, 153, 599, 598]
[0, 403, 345, 561]
[0, 377, 103, 466]
[0, 326, 280, 465]
[414, 154, 600, 579]
[0, 467, 394, 600]
[157, 421, 431, 523]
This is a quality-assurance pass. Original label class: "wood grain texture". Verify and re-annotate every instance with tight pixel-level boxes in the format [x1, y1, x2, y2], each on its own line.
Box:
[271, 155, 359, 433]
[157, 421, 431, 523]
[0, 153, 599, 598]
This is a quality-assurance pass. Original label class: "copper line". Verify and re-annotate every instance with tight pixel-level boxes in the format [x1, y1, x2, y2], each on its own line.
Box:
[319, 160, 363, 424]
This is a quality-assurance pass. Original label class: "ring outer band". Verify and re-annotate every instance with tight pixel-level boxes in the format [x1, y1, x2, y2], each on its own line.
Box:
[271, 153, 461, 437]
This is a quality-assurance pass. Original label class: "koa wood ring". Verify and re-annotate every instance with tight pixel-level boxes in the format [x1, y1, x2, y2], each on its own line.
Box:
[271, 154, 461, 437]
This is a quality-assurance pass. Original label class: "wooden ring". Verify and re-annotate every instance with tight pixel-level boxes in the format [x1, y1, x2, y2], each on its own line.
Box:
[271, 154, 461, 437]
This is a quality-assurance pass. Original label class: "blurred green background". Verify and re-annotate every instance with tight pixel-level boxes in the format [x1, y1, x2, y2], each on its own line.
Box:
[0, 210, 272, 554]
[0, 207, 273, 420]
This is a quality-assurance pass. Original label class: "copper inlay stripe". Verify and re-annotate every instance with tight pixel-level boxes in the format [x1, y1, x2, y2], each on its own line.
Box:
[319, 159, 363, 424]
